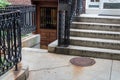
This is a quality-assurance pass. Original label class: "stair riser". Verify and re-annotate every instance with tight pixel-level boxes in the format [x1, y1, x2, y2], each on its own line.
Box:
[74, 17, 120, 24]
[70, 31, 120, 40]
[71, 24, 120, 32]
[56, 47, 120, 60]
[70, 39, 120, 50]
[69, 49, 120, 60]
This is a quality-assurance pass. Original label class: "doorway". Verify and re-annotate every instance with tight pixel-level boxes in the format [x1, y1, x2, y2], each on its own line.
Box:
[86, 0, 100, 14]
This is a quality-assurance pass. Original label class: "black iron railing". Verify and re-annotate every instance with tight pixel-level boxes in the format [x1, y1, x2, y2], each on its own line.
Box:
[0, 5, 36, 35]
[0, 5, 36, 76]
[58, 0, 83, 46]
[0, 11, 21, 76]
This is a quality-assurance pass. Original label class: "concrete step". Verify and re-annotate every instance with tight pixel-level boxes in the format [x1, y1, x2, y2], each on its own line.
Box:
[70, 37, 120, 49]
[71, 22, 120, 32]
[73, 14, 120, 24]
[56, 45, 120, 60]
[70, 29, 120, 40]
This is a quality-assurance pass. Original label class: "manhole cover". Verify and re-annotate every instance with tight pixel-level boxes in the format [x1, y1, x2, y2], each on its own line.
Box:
[70, 57, 95, 67]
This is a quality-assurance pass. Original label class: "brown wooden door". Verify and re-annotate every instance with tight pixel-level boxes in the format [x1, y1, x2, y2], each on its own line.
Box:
[40, 29, 57, 48]
[39, 7, 57, 49]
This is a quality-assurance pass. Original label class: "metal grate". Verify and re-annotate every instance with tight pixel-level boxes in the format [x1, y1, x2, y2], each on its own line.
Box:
[40, 7, 57, 29]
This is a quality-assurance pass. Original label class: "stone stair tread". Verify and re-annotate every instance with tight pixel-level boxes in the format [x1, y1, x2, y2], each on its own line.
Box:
[79, 14, 120, 19]
[72, 22, 120, 26]
[69, 45, 120, 54]
[70, 36, 120, 44]
[70, 29, 120, 35]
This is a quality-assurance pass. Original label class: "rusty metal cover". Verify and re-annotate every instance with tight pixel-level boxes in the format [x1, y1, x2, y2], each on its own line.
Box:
[70, 57, 95, 67]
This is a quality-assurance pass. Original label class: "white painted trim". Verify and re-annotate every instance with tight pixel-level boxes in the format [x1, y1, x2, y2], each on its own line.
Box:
[86, 0, 120, 15]
[86, 0, 100, 9]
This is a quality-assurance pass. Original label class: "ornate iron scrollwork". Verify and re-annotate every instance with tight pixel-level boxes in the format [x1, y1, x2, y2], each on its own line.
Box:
[0, 11, 21, 76]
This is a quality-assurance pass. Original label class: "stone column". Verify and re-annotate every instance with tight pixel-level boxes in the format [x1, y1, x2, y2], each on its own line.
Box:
[82, 0, 86, 13]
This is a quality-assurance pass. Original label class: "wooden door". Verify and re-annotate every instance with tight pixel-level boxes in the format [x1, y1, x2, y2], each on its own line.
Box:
[39, 7, 57, 49]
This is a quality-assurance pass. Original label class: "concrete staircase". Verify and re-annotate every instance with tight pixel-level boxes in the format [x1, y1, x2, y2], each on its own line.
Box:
[55, 14, 120, 60]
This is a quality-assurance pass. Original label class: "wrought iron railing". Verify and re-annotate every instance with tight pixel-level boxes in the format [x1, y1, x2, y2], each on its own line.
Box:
[0, 11, 21, 76]
[0, 5, 36, 76]
[0, 5, 36, 35]
[58, 0, 83, 46]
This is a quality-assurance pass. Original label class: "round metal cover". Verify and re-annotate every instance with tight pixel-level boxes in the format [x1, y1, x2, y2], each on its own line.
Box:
[70, 57, 95, 67]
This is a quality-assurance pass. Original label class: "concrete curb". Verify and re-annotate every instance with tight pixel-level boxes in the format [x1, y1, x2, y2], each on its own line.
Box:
[48, 40, 58, 53]
[22, 34, 40, 48]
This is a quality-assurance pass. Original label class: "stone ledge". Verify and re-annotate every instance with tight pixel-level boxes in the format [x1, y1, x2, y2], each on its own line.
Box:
[0, 64, 29, 80]
[48, 40, 58, 53]
[22, 34, 40, 48]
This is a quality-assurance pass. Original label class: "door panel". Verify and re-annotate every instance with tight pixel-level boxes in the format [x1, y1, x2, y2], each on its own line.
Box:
[39, 6, 57, 49]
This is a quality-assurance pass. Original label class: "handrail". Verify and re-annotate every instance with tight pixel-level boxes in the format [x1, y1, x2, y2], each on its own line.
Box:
[58, 0, 83, 47]
[0, 11, 21, 76]
[0, 5, 36, 35]
[0, 5, 36, 76]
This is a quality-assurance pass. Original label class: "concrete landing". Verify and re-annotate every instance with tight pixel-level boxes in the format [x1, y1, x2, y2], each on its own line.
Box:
[21, 48, 120, 80]
[0, 64, 29, 80]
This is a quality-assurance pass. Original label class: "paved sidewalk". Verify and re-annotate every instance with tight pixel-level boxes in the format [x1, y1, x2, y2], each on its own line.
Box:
[21, 47, 120, 80]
